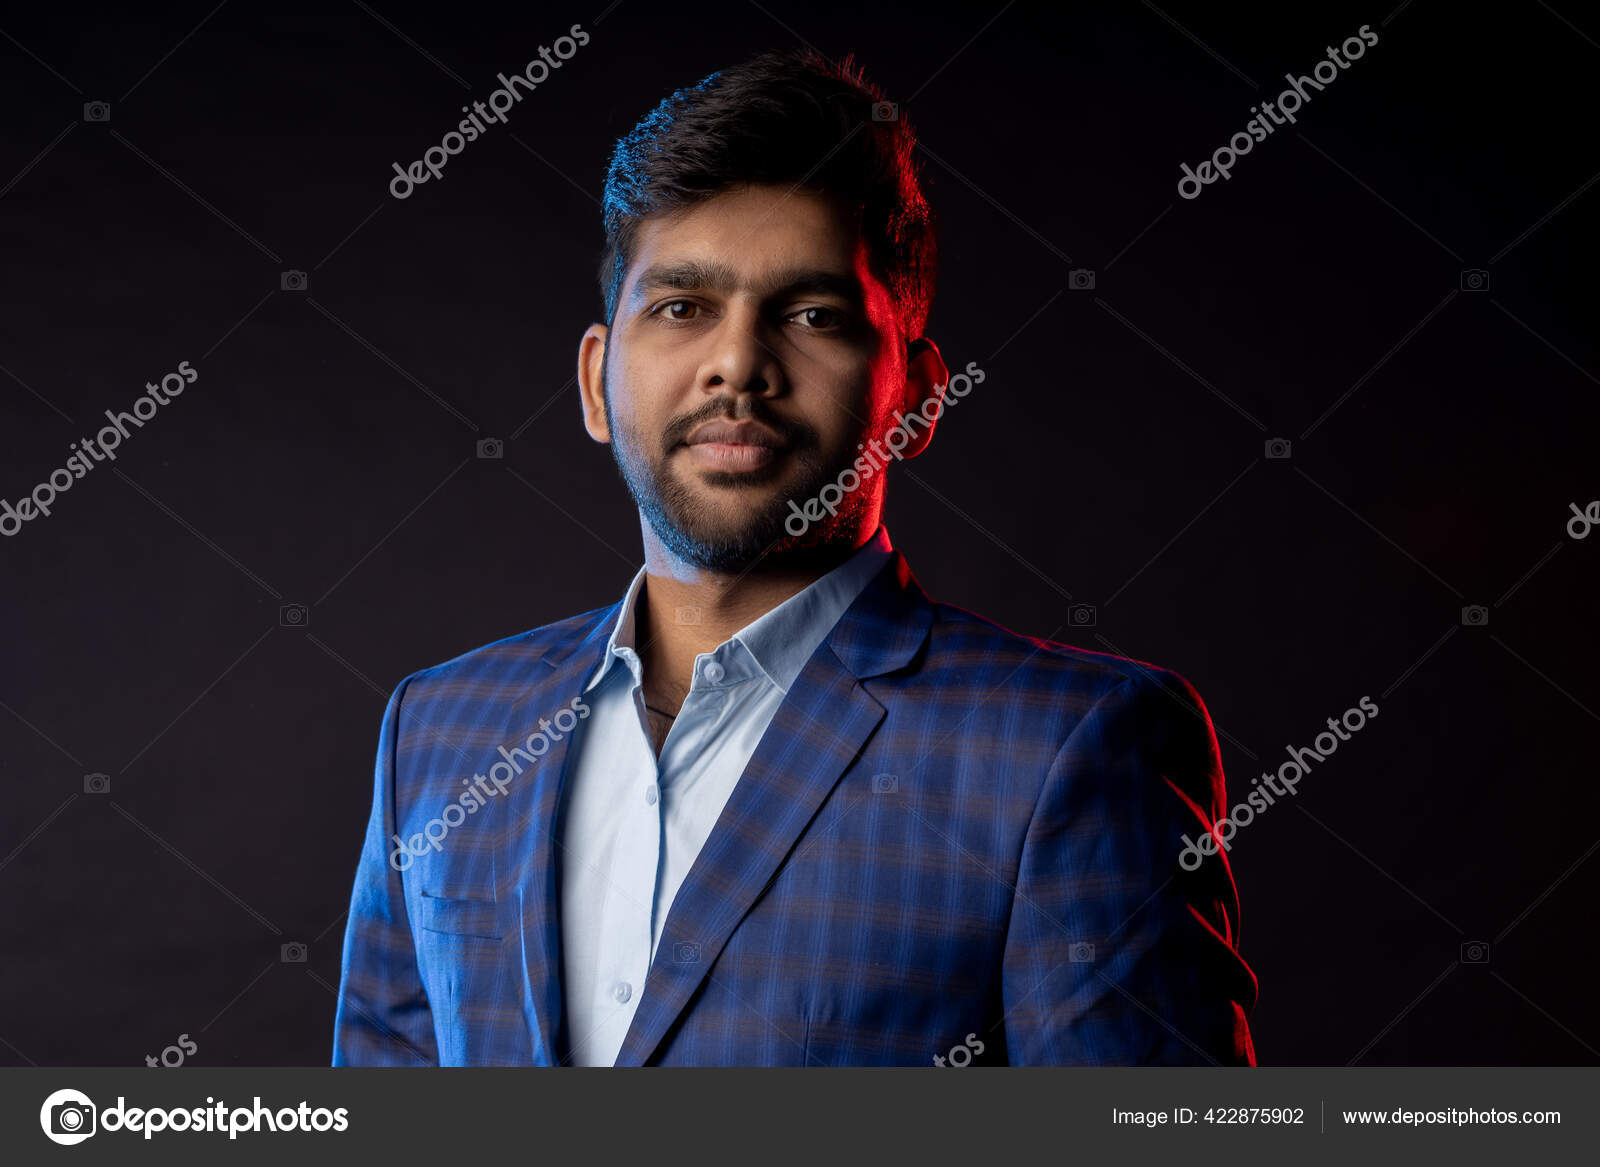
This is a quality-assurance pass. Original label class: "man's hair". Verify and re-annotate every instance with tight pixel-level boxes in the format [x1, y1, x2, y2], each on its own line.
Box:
[597, 48, 937, 341]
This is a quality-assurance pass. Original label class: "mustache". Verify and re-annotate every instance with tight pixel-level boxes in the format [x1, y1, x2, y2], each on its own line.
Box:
[662, 398, 816, 452]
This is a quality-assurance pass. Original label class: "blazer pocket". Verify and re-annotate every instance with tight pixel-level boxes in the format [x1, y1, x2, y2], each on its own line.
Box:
[416, 891, 504, 940]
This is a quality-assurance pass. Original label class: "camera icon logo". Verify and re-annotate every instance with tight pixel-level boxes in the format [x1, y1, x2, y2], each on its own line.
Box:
[673, 941, 701, 963]
[871, 101, 898, 122]
[1461, 605, 1489, 627]
[40, 1088, 97, 1145]
[1460, 940, 1490, 964]
[84, 772, 111, 794]
[1068, 268, 1096, 291]
[281, 942, 307, 963]
[1459, 268, 1490, 292]
[279, 603, 309, 628]
[476, 438, 504, 460]
[871, 773, 898, 794]
[1265, 438, 1292, 460]
[1068, 941, 1096, 963]
[1068, 603, 1097, 627]
[83, 101, 111, 123]
[280, 270, 308, 292]
[675, 605, 701, 626]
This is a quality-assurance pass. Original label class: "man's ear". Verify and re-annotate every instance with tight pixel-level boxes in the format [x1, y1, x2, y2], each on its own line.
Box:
[897, 336, 950, 459]
[578, 324, 610, 443]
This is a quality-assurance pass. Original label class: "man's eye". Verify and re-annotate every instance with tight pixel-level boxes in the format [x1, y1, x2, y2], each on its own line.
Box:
[653, 300, 702, 322]
[790, 306, 846, 330]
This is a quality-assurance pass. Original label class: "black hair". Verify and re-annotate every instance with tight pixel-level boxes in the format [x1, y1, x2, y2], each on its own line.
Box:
[597, 48, 937, 341]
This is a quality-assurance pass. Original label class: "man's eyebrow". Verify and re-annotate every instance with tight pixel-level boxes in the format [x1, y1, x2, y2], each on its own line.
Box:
[626, 260, 866, 310]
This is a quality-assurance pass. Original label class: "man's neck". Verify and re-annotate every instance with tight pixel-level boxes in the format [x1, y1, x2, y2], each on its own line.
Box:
[632, 536, 865, 715]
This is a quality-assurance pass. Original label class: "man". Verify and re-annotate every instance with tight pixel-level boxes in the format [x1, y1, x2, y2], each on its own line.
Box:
[333, 48, 1256, 1067]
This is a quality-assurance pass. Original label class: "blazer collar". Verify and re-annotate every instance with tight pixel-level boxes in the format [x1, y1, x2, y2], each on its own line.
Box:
[542, 538, 931, 683]
[574, 524, 898, 699]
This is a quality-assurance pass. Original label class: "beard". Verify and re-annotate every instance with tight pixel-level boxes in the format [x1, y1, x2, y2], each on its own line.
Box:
[601, 362, 877, 574]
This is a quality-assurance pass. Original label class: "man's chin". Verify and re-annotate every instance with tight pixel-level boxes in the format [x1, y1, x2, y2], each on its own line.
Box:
[673, 516, 789, 561]
[642, 497, 797, 570]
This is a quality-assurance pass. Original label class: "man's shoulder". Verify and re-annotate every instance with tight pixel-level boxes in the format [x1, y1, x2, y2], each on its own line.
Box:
[904, 600, 1222, 791]
[395, 603, 613, 700]
[918, 598, 1212, 725]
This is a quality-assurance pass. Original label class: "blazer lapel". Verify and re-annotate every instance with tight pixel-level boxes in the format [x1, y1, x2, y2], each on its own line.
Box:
[494, 605, 617, 1067]
[613, 551, 934, 1067]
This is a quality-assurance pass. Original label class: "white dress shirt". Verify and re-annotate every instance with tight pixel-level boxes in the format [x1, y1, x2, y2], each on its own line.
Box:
[556, 525, 895, 1066]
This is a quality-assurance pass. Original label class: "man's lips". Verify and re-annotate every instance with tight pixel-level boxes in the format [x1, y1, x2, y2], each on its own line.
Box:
[682, 419, 788, 474]
[684, 419, 786, 448]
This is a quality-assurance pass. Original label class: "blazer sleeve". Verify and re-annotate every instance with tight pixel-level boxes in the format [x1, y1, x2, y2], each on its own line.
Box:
[1001, 666, 1258, 1065]
[331, 676, 440, 1066]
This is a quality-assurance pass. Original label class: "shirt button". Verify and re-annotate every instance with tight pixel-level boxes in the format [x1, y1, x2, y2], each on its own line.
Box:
[613, 981, 632, 1004]
[704, 661, 725, 684]
[645, 784, 658, 806]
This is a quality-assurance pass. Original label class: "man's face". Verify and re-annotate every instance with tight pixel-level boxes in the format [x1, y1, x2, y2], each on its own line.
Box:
[582, 184, 913, 573]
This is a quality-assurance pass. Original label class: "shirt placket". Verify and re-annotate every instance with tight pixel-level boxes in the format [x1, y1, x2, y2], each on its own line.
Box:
[585, 663, 661, 1059]
[645, 657, 737, 961]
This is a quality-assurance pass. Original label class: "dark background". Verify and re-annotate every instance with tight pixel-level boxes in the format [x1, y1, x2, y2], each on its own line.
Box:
[2, 0, 1595, 1067]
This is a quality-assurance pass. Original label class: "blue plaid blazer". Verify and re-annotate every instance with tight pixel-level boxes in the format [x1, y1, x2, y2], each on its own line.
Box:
[333, 550, 1257, 1066]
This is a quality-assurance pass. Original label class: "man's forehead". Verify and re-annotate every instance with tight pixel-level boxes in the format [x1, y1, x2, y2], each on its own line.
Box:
[623, 188, 872, 290]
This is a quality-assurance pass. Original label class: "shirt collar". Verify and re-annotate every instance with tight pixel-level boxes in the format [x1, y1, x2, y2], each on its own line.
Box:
[584, 525, 896, 697]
